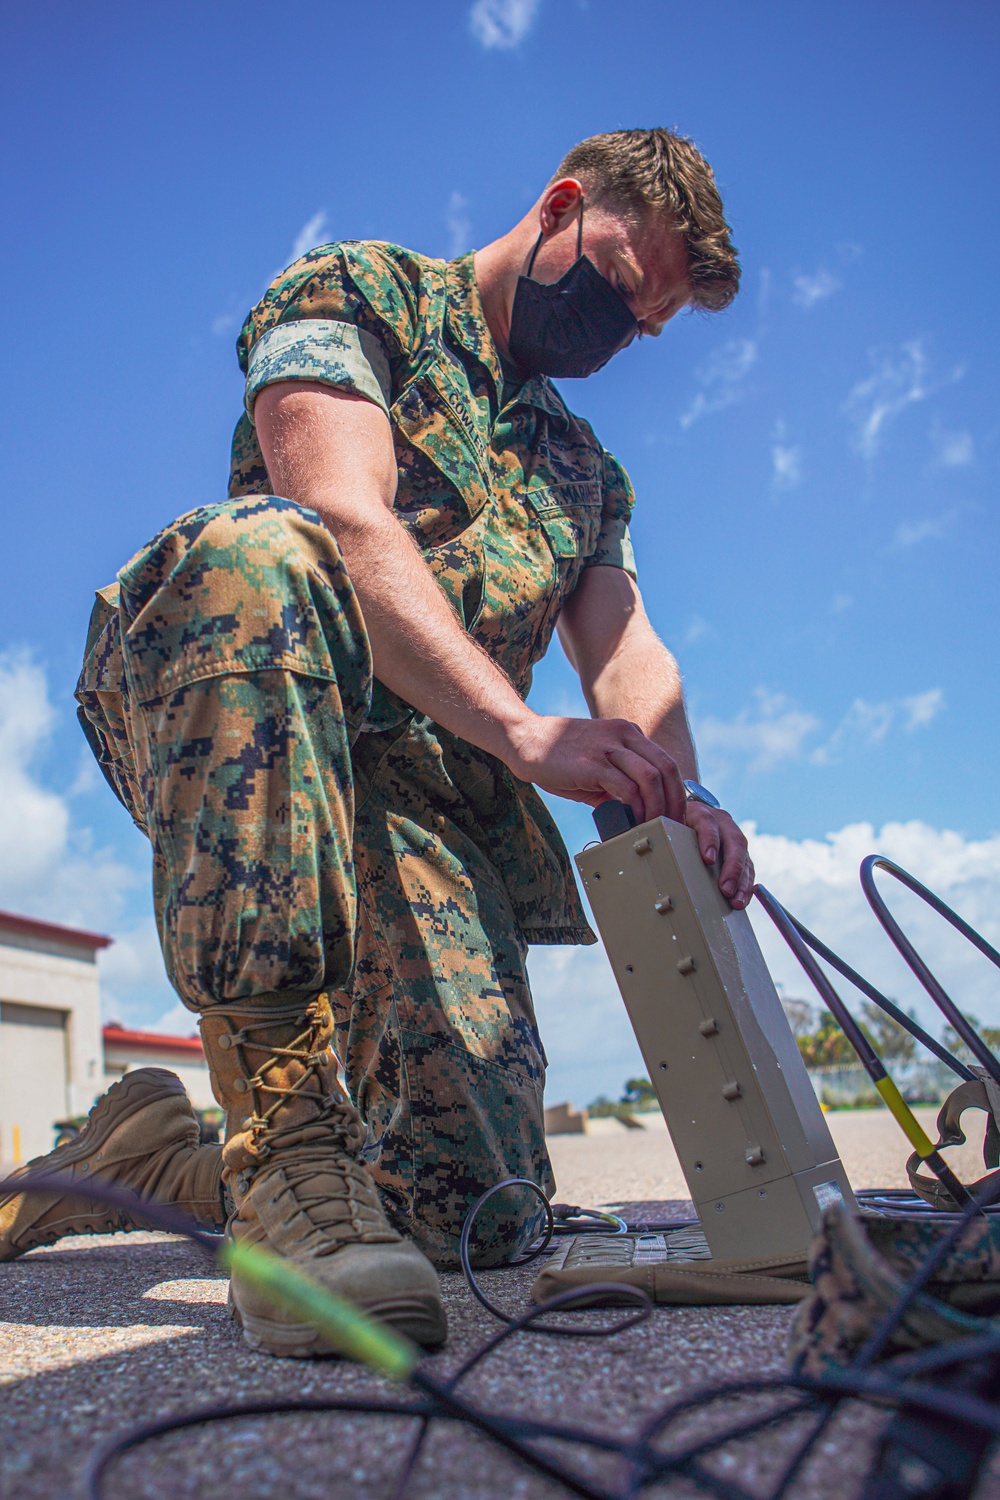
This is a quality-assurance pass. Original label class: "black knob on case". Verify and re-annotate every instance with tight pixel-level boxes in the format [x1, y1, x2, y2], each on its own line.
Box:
[592, 801, 638, 841]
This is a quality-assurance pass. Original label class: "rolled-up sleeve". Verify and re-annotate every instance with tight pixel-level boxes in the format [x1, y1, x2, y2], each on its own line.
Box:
[244, 318, 392, 422]
[586, 448, 637, 578]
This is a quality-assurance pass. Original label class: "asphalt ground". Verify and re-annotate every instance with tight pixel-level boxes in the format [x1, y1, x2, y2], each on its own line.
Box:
[1, 1108, 997, 1500]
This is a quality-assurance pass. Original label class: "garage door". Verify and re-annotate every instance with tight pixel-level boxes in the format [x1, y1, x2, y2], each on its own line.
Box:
[0, 1002, 69, 1163]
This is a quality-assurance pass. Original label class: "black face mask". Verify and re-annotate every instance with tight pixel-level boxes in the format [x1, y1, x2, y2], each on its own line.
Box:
[507, 202, 639, 379]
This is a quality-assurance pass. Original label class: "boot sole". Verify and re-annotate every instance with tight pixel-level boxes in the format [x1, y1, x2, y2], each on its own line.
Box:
[0, 1069, 190, 1257]
[229, 1286, 448, 1356]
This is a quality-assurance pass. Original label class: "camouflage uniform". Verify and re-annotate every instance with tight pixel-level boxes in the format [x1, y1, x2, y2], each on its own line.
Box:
[76, 243, 637, 1265]
[789, 1202, 1000, 1373]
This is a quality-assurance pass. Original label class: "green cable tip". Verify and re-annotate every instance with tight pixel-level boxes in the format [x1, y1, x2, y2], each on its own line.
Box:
[219, 1239, 419, 1381]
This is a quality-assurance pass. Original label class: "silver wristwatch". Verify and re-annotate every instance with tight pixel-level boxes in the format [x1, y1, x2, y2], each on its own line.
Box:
[683, 778, 721, 809]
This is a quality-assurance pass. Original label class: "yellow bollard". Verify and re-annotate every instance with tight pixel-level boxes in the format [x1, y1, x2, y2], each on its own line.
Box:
[12, 1125, 21, 1164]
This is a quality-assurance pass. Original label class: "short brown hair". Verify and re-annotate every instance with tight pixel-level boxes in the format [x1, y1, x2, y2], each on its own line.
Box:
[553, 128, 739, 311]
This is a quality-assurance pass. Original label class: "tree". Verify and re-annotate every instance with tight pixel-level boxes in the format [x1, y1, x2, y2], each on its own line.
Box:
[781, 998, 816, 1040]
[621, 1077, 657, 1107]
[795, 1010, 857, 1068]
[859, 1002, 917, 1065]
[941, 1018, 1000, 1065]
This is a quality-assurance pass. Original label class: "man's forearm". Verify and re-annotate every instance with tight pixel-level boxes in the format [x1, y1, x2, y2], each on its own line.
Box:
[583, 632, 700, 781]
[255, 382, 535, 760]
[326, 504, 534, 757]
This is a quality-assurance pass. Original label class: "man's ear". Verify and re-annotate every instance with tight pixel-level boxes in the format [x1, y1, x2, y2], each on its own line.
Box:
[538, 178, 584, 235]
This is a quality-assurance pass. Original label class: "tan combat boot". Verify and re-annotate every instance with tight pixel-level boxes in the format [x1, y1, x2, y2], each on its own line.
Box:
[201, 992, 447, 1356]
[0, 1067, 225, 1260]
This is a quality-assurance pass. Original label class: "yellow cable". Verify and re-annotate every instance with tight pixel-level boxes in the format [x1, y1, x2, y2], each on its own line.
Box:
[874, 1076, 936, 1160]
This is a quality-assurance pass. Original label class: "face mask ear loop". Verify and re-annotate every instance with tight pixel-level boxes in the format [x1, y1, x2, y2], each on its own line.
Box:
[525, 193, 584, 280]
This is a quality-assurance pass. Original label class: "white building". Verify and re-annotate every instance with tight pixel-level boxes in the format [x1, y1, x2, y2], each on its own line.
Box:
[0, 909, 214, 1165]
[0, 909, 108, 1164]
[103, 1023, 214, 1111]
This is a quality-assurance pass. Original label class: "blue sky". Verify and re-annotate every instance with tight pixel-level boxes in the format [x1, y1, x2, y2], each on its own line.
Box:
[2, 1, 998, 1106]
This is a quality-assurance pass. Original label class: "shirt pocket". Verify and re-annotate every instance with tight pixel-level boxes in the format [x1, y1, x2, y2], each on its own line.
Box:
[525, 480, 603, 594]
[391, 355, 491, 540]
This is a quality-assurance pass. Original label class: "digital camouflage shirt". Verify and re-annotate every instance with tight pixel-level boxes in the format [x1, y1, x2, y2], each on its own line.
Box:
[229, 242, 638, 945]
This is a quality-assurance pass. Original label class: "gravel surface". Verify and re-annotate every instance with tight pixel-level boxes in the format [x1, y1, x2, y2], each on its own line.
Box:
[1, 1109, 995, 1500]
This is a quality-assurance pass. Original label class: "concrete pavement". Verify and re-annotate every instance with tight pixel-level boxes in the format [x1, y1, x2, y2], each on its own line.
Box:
[1, 1108, 996, 1499]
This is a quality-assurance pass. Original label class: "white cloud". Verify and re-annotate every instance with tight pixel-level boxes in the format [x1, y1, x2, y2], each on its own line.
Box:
[0, 653, 138, 929]
[694, 684, 944, 780]
[812, 689, 944, 765]
[469, 0, 539, 48]
[0, 653, 144, 927]
[529, 942, 645, 1108]
[891, 511, 957, 550]
[100, 918, 178, 1026]
[747, 819, 1000, 1048]
[145, 997, 199, 1037]
[792, 267, 841, 309]
[0, 652, 176, 1025]
[932, 425, 974, 468]
[771, 420, 802, 490]
[901, 688, 945, 731]
[289, 210, 328, 264]
[214, 210, 330, 337]
[696, 689, 822, 776]
[844, 339, 964, 461]
[683, 614, 712, 646]
[211, 311, 241, 338]
[0, 652, 67, 891]
[832, 593, 854, 614]
[679, 338, 758, 429]
[446, 191, 473, 258]
[772, 443, 802, 489]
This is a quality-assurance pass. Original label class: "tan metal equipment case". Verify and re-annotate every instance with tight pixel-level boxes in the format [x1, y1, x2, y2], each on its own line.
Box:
[576, 815, 856, 1261]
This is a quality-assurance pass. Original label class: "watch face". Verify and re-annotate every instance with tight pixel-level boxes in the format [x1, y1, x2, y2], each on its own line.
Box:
[683, 779, 721, 810]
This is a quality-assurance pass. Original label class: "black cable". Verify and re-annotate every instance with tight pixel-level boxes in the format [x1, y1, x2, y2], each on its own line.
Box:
[784, 910, 973, 1081]
[755, 884, 976, 1212]
[860, 855, 1000, 1085]
[458, 1178, 651, 1335]
[4, 1166, 1000, 1500]
[392, 1179, 654, 1497]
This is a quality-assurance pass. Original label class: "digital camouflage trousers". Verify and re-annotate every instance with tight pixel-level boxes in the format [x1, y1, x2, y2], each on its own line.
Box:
[75, 495, 552, 1265]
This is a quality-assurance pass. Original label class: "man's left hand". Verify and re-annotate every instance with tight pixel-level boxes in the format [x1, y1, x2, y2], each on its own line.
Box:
[684, 801, 754, 910]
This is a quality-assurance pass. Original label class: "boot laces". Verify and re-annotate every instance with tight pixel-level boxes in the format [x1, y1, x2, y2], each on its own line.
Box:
[227, 1000, 359, 1158]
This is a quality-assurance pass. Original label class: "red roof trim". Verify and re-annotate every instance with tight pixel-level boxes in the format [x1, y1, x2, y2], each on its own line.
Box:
[0, 909, 112, 951]
[102, 1024, 204, 1057]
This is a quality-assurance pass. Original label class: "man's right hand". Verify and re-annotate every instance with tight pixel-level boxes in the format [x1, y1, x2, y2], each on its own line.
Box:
[504, 712, 689, 824]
